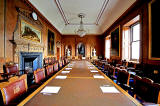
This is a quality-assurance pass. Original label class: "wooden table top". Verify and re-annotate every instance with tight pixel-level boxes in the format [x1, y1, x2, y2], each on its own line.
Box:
[19, 60, 142, 106]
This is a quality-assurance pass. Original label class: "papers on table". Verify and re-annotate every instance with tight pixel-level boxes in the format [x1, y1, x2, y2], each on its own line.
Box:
[61, 71, 70, 74]
[65, 68, 72, 70]
[90, 70, 98, 73]
[88, 67, 95, 69]
[100, 86, 120, 93]
[93, 75, 104, 79]
[55, 75, 67, 79]
[41, 86, 61, 94]
[68, 65, 73, 67]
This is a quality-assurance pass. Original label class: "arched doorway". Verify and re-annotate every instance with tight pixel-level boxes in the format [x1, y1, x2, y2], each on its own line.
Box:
[77, 43, 85, 57]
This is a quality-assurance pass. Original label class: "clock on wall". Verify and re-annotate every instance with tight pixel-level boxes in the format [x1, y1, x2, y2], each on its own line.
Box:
[32, 12, 38, 20]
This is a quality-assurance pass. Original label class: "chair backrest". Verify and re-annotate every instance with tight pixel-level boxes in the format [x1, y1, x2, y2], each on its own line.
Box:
[34, 68, 45, 84]
[104, 64, 110, 71]
[46, 65, 53, 77]
[117, 69, 130, 85]
[150, 83, 160, 104]
[108, 66, 115, 77]
[58, 61, 63, 69]
[0, 74, 27, 105]
[134, 77, 154, 103]
[44, 58, 49, 66]
[54, 62, 59, 72]
[62, 59, 65, 66]
[5, 64, 18, 74]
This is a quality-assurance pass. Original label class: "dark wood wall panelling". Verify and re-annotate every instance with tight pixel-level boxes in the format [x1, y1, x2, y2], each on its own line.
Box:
[102, 0, 160, 64]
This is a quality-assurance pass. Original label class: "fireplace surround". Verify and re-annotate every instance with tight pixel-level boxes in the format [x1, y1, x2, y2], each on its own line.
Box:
[20, 52, 42, 72]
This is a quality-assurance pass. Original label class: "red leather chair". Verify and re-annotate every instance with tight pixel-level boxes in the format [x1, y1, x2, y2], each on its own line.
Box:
[54, 62, 59, 72]
[2, 64, 27, 79]
[58, 60, 63, 69]
[0, 74, 27, 105]
[46, 65, 54, 77]
[34, 68, 46, 84]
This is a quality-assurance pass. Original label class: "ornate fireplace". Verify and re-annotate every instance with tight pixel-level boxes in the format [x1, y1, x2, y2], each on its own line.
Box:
[10, 7, 44, 71]
[20, 52, 42, 72]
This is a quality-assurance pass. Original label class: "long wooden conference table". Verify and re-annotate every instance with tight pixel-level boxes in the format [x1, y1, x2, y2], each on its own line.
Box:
[19, 60, 142, 106]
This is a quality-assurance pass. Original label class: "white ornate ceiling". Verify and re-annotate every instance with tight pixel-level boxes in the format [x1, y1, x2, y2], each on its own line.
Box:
[29, 0, 136, 35]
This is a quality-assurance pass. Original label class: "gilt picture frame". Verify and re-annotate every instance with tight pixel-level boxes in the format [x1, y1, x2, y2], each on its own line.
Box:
[48, 30, 55, 56]
[20, 20, 41, 43]
[148, 0, 160, 60]
[110, 26, 120, 57]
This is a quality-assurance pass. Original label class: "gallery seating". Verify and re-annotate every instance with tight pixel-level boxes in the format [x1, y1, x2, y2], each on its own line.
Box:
[0, 74, 28, 105]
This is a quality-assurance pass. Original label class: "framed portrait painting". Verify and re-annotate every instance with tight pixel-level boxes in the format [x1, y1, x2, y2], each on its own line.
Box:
[149, 0, 160, 60]
[111, 26, 120, 57]
[21, 20, 41, 42]
[48, 30, 55, 55]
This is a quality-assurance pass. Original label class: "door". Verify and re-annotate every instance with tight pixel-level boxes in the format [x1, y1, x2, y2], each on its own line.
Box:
[57, 47, 60, 60]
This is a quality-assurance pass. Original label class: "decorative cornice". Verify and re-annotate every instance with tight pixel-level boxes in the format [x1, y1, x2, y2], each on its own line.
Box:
[54, 0, 109, 25]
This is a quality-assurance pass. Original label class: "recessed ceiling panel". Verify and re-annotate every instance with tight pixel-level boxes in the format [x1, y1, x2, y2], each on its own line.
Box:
[29, 0, 136, 35]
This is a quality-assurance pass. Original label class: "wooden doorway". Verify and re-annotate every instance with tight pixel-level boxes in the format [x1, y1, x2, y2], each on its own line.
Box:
[57, 47, 60, 60]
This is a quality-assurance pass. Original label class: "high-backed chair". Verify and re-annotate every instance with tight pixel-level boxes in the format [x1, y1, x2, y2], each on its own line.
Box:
[136, 79, 160, 105]
[45, 65, 54, 77]
[102, 64, 110, 74]
[0, 74, 27, 105]
[3, 64, 27, 79]
[43, 58, 49, 67]
[58, 60, 63, 69]
[134, 77, 154, 104]
[116, 69, 130, 90]
[34, 68, 46, 84]
[54, 62, 59, 72]
[107, 66, 116, 81]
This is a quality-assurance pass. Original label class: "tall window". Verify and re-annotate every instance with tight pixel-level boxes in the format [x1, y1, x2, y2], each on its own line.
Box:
[105, 36, 111, 59]
[131, 23, 140, 60]
[122, 15, 140, 62]
[122, 27, 130, 61]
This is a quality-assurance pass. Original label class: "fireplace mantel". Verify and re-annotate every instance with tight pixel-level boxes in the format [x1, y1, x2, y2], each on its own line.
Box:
[11, 7, 44, 68]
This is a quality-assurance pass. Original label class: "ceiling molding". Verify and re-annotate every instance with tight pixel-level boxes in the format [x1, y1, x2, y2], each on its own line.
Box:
[96, 0, 109, 25]
[25, 0, 62, 35]
[54, 0, 69, 25]
[54, 0, 109, 25]
[68, 23, 95, 25]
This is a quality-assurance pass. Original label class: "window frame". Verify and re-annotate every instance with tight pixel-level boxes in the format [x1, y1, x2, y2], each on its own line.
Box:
[130, 22, 140, 61]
